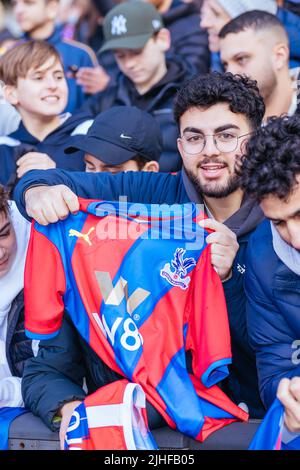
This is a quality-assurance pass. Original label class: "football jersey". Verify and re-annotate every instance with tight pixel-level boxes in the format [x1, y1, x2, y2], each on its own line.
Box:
[65, 379, 157, 450]
[25, 199, 248, 442]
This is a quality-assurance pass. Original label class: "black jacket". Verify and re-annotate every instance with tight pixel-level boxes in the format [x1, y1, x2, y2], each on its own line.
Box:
[7, 290, 33, 377]
[80, 57, 191, 172]
[163, 0, 210, 74]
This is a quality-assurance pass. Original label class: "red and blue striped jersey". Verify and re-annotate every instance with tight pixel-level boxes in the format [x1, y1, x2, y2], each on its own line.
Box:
[25, 199, 248, 441]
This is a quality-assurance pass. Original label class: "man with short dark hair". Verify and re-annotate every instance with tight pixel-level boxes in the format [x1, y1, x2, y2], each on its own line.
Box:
[16, 72, 266, 421]
[240, 114, 300, 433]
[200, 0, 300, 70]
[219, 10, 300, 119]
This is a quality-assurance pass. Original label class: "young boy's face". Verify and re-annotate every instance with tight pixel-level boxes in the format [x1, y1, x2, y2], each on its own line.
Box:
[0, 211, 17, 279]
[12, 0, 57, 33]
[84, 154, 141, 173]
[10, 56, 68, 118]
[113, 35, 167, 93]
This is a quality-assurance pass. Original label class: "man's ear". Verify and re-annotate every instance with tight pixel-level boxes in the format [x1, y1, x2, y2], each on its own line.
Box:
[4, 85, 19, 106]
[155, 28, 171, 52]
[142, 160, 160, 172]
[177, 136, 185, 159]
[272, 42, 289, 71]
[240, 136, 250, 155]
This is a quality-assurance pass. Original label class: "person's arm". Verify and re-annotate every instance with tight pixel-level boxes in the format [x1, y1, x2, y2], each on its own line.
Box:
[245, 238, 300, 409]
[21, 315, 87, 431]
[13, 169, 174, 221]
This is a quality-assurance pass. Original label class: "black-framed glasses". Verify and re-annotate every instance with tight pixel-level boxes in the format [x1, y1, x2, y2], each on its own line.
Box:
[179, 131, 252, 155]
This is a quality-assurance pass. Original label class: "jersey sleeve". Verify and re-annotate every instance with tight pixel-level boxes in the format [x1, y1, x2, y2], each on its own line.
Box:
[185, 245, 232, 387]
[24, 223, 66, 340]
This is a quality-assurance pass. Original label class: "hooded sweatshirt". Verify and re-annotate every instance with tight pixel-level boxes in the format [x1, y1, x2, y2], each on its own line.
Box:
[0, 112, 93, 188]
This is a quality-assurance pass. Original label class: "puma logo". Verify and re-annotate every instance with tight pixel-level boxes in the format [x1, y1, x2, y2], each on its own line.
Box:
[69, 227, 95, 246]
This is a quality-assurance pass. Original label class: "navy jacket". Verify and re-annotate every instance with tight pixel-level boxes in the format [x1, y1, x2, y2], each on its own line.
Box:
[245, 220, 300, 409]
[15, 168, 265, 417]
[7, 290, 33, 378]
[80, 57, 191, 173]
[24, 26, 98, 113]
[163, 0, 210, 74]
[0, 113, 92, 187]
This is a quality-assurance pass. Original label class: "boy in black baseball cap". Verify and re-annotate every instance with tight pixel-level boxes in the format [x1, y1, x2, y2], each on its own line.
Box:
[65, 106, 161, 173]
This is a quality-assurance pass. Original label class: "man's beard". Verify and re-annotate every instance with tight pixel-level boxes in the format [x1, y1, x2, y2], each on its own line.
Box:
[185, 163, 240, 199]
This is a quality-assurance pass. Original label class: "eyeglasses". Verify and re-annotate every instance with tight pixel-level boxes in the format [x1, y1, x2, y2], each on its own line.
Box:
[179, 131, 252, 155]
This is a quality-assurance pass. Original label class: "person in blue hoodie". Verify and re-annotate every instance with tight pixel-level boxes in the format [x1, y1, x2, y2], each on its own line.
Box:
[15, 72, 267, 418]
[240, 114, 300, 434]
[0, 40, 93, 189]
[12, 0, 110, 113]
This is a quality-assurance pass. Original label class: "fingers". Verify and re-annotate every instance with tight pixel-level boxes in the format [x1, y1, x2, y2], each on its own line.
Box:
[59, 425, 66, 451]
[198, 219, 238, 281]
[289, 377, 300, 401]
[277, 377, 300, 433]
[199, 218, 233, 234]
[206, 230, 238, 248]
[76, 66, 110, 94]
[25, 185, 79, 225]
[16, 153, 56, 177]
[62, 186, 80, 214]
[17, 152, 50, 166]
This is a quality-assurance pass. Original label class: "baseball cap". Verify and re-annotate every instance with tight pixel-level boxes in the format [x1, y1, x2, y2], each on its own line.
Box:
[99, 0, 163, 53]
[65, 106, 163, 165]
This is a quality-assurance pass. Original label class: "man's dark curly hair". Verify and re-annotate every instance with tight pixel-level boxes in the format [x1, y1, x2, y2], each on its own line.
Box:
[173, 72, 265, 130]
[240, 114, 300, 201]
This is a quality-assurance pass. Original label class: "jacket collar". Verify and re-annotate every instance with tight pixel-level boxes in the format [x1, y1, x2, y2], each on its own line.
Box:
[181, 167, 264, 236]
[10, 121, 39, 145]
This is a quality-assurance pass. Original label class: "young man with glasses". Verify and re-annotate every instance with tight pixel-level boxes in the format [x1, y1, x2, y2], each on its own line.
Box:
[15, 72, 266, 425]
